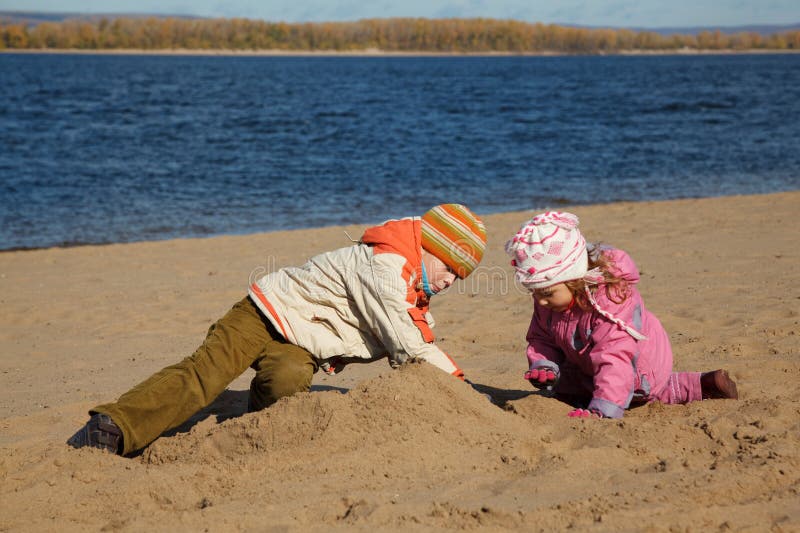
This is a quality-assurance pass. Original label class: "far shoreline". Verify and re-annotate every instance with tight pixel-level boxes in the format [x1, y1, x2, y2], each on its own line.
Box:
[2, 190, 797, 254]
[2, 47, 800, 57]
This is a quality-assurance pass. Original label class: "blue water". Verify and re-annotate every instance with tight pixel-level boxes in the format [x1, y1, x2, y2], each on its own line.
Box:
[1, 53, 799, 251]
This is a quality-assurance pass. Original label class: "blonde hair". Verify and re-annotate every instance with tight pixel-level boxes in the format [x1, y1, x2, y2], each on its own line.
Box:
[564, 244, 630, 311]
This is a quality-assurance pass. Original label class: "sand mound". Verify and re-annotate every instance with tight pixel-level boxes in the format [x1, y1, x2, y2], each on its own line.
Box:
[143, 362, 536, 470]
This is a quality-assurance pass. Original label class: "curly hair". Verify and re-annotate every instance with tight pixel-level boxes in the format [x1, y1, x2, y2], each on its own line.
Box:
[564, 244, 630, 311]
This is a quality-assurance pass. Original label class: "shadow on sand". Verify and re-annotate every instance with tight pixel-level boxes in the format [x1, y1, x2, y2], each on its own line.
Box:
[161, 384, 351, 439]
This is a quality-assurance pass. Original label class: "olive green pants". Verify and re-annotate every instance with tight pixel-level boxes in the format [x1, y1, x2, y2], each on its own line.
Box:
[93, 296, 318, 455]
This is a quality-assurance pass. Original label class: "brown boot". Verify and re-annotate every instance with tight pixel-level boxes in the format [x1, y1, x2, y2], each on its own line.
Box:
[66, 413, 123, 454]
[700, 369, 739, 400]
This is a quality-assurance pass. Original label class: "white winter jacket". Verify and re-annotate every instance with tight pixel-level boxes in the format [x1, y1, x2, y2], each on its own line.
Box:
[248, 218, 463, 377]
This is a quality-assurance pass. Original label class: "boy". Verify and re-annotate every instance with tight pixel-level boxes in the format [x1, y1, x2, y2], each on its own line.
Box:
[68, 204, 487, 455]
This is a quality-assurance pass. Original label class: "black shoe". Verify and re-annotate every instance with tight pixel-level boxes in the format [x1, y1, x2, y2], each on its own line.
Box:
[67, 413, 123, 454]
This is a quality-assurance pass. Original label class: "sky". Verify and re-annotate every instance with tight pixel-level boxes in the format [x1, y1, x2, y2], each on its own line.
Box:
[1, 0, 799, 28]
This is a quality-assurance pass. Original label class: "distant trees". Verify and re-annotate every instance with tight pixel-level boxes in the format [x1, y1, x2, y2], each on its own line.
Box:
[1, 16, 799, 53]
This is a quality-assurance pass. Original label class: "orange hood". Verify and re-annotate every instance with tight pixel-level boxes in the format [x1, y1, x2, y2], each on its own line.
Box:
[360, 218, 423, 270]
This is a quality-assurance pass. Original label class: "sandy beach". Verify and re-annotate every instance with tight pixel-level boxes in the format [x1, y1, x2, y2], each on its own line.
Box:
[1, 191, 798, 531]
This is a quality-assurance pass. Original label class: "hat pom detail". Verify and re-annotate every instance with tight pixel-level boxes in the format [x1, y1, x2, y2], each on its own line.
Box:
[531, 211, 580, 230]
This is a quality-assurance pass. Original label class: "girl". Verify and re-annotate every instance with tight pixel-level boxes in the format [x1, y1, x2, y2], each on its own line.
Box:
[505, 211, 738, 419]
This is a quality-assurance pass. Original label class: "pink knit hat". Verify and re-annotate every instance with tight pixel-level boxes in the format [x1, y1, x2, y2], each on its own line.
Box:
[505, 211, 590, 289]
[505, 211, 647, 341]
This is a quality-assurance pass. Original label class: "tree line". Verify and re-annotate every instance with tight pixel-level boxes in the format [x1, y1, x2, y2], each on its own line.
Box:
[1, 16, 799, 52]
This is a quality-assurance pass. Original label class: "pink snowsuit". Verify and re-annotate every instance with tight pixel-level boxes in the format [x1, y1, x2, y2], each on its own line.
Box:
[525, 248, 702, 418]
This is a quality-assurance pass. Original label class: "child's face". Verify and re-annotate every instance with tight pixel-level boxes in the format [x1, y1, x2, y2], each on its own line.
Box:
[531, 283, 574, 312]
[421, 251, 457, 294]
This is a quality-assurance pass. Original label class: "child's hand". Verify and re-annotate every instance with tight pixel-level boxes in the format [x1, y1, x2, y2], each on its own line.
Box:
[567, 408, 604, 419]
[524, 368, 557, 388]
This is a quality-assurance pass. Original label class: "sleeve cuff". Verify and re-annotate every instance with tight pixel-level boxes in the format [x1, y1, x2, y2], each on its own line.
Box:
[588, 397, 625, 419]
[530, 360, 560, 379]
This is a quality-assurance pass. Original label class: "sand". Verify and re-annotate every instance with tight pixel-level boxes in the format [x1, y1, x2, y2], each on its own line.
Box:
[1, 191, 798, 532]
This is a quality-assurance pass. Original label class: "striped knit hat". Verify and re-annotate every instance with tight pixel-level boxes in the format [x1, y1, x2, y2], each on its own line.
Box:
[421, 204, 486, 279]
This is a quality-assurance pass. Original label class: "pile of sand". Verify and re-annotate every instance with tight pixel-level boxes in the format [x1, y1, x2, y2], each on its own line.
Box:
[142, 361, 527, 467]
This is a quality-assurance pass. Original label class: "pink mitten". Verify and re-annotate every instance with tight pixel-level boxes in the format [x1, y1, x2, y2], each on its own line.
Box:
[567, 408, 603, 419]
[524, 368, 557, 388]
